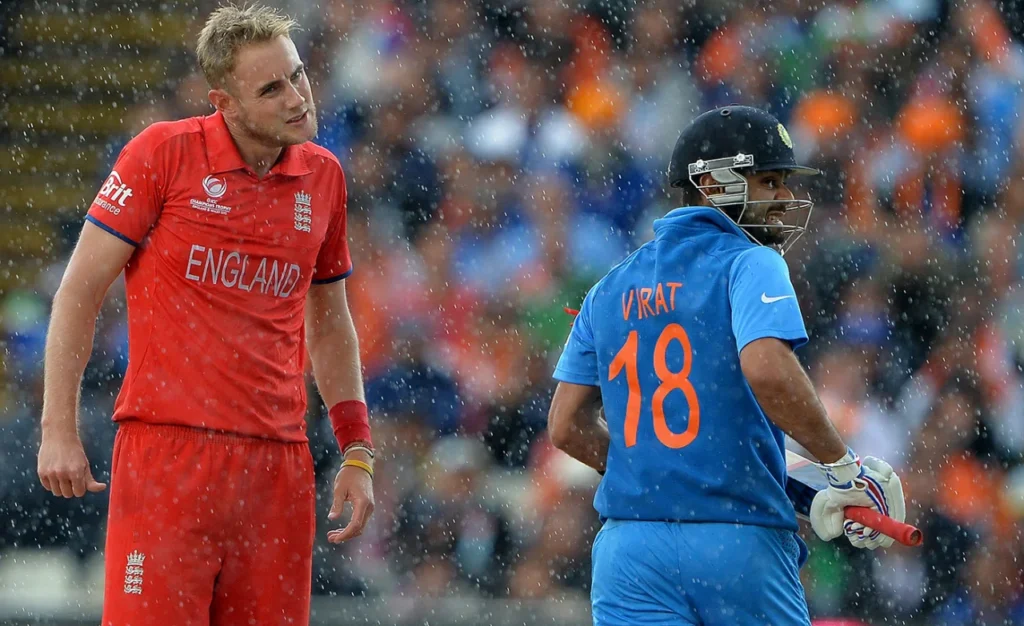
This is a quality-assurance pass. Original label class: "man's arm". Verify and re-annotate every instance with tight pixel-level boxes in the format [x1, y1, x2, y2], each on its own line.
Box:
[731, 252, 907, 549]
[305, 279, 374, 543]
[740, 337, 846, 463]
[547, 381, 608, 473]
[742, 329, 908, 551]
[38, 222, 135, 498]
[306, 279, 364, 407]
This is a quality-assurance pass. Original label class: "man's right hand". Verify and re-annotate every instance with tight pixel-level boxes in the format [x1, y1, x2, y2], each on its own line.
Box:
[810, 453, 905, 549]
[37, 428, 107, 498]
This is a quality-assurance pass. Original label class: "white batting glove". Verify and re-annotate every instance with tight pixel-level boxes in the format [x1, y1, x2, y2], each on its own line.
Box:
[809, 450, 906, 550]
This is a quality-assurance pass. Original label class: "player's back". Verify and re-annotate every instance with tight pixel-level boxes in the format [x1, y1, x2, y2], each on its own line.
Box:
[558, 206, 808, 532]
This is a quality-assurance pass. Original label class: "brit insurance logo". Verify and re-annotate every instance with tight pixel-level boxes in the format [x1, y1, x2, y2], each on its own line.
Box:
[95, 170, 133, 214]
[190, 174, 232, 215]
[294, 191, 312, 233]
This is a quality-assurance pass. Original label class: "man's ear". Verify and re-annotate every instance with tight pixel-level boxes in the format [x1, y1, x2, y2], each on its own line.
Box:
[208, 87, 232, 114]
[698, 173, 724, 196]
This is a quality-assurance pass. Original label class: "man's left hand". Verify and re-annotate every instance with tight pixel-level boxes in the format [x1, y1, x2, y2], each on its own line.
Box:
[327, 452, 375, 544]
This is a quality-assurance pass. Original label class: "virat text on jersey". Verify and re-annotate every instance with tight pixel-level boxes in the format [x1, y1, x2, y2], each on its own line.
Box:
[621, 282, 684, 321]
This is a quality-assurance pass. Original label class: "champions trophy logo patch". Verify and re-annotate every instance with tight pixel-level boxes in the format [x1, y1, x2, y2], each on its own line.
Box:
[294, 191, 312, 233]
[202, 175, 227, 199]
[124, 551, 145, 595]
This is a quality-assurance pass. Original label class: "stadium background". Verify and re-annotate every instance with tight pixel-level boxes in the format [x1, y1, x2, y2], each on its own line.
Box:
[3, 0, 1024, 624]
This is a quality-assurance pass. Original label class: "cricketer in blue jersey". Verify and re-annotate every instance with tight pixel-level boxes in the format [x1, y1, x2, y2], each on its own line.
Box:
[547, 106, 907, 626]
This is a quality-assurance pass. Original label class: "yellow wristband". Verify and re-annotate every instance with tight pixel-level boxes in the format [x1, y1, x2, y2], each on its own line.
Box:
[342, 458, 374, 478]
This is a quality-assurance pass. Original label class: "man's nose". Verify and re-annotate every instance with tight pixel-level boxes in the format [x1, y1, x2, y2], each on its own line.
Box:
[285, 81, 305, 108]
[776, 185, 795, 202]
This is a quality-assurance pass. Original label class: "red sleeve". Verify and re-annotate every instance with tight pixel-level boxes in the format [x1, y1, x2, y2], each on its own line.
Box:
[312, 164, 353, 283]
[86, 126, 169, 246]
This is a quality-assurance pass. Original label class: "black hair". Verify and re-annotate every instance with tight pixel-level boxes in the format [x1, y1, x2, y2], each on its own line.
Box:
[681, 183, 706, 208]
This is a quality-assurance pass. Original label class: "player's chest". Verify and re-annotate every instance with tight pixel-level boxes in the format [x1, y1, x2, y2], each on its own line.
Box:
[158, 171, 328, 255]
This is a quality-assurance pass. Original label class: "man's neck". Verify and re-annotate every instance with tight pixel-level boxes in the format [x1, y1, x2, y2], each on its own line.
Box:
[223, 116, 282, 178]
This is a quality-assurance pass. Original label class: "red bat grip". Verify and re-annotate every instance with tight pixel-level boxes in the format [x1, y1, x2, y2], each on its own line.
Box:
[844, 506, 923, 547]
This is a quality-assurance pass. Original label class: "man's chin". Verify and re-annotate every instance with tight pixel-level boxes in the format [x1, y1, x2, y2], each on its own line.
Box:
[743, 225, 787, 247]
[281, 122, 316, 145]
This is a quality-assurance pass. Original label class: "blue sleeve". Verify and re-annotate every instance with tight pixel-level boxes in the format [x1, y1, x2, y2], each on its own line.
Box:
[553, 287, 600, 386]
[729, 246, 808, 352]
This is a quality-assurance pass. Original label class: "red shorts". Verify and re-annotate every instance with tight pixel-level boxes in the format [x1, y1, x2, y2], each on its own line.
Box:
[102, 421, 316, 626]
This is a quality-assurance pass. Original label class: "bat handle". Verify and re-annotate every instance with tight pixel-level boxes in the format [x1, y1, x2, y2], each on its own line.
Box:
[844, 506, 924, 547]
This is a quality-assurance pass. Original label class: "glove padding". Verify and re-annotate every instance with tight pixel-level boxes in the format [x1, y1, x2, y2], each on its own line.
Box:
[810, 456, 906, 549]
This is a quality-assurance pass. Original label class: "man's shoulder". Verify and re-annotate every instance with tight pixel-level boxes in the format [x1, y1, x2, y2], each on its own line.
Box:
[605, 239, 658, 279]
[299, 141, 344, 176]
[686, 233, 765, 279]
[129, 116, 204, 152]
[729, 244, 787, 275]
[656, 229, 754, 278]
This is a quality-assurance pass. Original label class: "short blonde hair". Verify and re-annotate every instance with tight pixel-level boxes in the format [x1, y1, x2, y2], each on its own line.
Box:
[196, 3, 299, 88]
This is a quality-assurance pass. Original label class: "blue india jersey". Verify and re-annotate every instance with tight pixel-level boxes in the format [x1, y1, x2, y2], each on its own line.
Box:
[554, 206, 808, 531]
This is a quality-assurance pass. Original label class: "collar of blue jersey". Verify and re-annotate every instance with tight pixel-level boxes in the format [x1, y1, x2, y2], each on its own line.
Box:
[653, 206, 750, 241]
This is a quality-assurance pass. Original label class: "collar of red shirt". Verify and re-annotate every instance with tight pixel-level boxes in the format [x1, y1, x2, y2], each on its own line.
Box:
[202, 111, 312, 178]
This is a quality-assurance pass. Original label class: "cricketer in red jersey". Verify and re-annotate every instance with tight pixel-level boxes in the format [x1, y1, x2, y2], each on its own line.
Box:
[36, 5, 374, 625]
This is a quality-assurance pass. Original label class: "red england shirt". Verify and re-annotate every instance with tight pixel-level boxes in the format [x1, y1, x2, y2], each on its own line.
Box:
[86, 112, 352, 442]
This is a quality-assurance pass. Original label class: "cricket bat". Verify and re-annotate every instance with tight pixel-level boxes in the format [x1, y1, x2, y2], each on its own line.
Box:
[786, 450, 923, 547]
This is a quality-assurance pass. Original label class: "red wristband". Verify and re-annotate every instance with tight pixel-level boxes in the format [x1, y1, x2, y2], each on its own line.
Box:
[328, 400, 373, 452]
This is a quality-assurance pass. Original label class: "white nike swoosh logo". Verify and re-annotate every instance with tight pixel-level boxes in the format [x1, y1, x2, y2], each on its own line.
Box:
[761, 293, 795, 304]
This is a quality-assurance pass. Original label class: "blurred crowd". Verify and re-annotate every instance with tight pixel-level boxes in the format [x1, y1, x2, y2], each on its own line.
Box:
[3, 0, 1024, 623]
